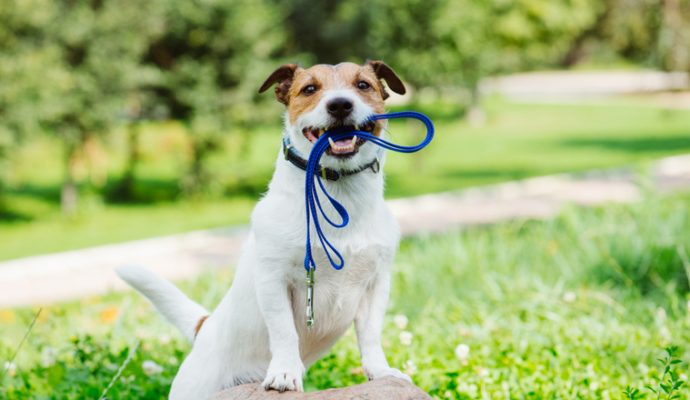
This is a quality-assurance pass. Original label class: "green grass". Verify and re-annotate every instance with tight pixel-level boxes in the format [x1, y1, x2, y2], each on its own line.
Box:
[2, 191, 690, 399]
[2, 98, 690, 260]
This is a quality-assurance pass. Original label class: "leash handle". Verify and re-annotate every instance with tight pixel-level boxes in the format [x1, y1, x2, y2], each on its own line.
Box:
[302, 111, 434, 326]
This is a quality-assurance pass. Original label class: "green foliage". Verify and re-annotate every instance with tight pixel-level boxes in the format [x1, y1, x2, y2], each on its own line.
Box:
[624, 347, 686, 399]
[557, 193, 690, 295]
[3, 193, 690, 398]
[2, 335, 180, 399]
[368, 0, 603, 100]
[0, 0, 160, 213]
[645, 346, 685, 399]
[1, 0, 690, 209]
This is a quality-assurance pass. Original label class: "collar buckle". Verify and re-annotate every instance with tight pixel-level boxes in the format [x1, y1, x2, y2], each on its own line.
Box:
[370, 157, 380, 174]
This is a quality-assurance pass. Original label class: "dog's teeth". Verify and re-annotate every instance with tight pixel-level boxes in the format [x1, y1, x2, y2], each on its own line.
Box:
[351, 136, 357, 145]
[328, 137, 335, 147]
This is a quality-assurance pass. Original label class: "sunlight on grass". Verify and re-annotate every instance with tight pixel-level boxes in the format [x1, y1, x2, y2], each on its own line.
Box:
[2, 192, 689, 398]
[2, 99, 690, 260]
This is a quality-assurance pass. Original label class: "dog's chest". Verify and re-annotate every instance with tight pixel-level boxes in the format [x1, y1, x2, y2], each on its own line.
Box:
[292, 242, 391, 315]
[289, 243, 393, 360]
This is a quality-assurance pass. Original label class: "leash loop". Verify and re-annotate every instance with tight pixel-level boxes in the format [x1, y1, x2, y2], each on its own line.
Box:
[302, 111, 434, 327]
[303, 111, 434, 273]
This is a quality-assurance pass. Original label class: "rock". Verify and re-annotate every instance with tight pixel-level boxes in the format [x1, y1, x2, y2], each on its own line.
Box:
[212, 377, 431, 400]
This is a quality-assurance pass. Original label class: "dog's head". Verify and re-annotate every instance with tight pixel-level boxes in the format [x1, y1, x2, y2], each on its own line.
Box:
[259, 61, 405, 169]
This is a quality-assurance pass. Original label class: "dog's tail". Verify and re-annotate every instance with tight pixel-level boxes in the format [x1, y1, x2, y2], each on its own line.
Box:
[116, 266, 209, 342]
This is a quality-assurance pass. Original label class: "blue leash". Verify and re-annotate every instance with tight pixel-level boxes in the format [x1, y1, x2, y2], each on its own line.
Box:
[302, 111, 434, 326]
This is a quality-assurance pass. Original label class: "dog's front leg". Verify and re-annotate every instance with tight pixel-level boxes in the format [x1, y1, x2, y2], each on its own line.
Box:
[255, 273, 305, 392]
[355, 270, 411, 382]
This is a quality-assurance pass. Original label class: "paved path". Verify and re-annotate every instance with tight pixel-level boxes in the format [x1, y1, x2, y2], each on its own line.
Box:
[482, 70, 690, 101]
[1, 154, 690, 308]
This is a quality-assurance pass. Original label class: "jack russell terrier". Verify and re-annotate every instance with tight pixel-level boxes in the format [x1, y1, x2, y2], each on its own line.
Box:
[117, 60, 409, 399]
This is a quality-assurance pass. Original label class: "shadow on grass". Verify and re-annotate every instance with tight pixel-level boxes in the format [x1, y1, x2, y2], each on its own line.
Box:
[439, 168, 532, 181]
[0, 206, 34, 222]
[563, 136, 690, 153]
[104, 177, 182, 204]
[104, 174, 268, 204]
[7, 183, 62, 204]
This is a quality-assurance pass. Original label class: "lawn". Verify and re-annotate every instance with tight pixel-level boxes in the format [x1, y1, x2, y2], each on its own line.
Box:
[2, 98, 690, 261]
[2, 191, 690, 399]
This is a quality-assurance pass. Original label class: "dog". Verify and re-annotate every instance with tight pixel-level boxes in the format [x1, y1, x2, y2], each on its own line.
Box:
[117, 60, 409, 399]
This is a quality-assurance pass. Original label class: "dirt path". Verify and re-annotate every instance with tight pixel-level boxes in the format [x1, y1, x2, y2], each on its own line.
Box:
[1, 154, 689, 308]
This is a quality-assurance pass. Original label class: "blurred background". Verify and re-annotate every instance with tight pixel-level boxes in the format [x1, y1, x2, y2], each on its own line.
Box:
[2, 1, 690, 398]
[1, 0, 689, 260]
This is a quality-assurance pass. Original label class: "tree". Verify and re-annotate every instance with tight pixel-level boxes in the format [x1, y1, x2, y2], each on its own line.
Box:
[0, 0, 158, 215]
[585, 0, 690, 71]
[273, 0, 373, 64]
[0, 1, 56, 213]
[141, 0, 284, 196]
[367, 0, 601, 119]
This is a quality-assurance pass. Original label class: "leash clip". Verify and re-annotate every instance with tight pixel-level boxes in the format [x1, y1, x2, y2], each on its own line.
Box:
[305, 267, 315, 328]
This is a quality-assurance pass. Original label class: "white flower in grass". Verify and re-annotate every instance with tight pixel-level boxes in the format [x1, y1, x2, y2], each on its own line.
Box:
[41, 346, 57, 368]
[404, 359, 417, 375]
[455, 344, 470, 361]
[393, 314, 408, 330]
[399, 331, 413, 346]
[563, 291, 576, 303]
[656, 307, 667, 322]
[3, 361, 16, 377]
[457, 382, 478, 397]
[142, 360, 164, 375]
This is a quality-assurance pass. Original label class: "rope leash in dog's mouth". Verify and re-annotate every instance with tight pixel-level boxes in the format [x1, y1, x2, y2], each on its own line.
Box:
[303, 111, 434, 327]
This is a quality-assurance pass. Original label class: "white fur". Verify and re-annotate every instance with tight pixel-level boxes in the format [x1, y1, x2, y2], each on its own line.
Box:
[117, 87, 408, 399]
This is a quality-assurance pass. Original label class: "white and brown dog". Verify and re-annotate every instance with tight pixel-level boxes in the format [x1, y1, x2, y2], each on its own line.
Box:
[117, 60, 408, 399]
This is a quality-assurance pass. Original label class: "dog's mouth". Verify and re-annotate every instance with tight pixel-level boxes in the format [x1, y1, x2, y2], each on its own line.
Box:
[301, 121, 377, 157]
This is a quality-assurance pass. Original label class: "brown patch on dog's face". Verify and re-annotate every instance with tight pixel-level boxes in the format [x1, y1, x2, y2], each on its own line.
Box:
[284, 63, 390, 125]
[259, 61, 406, 125]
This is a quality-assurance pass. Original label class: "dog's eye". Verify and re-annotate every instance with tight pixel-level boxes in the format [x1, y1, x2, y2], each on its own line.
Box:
[356, 80, 371, 90]
[301, 85, 317, 95]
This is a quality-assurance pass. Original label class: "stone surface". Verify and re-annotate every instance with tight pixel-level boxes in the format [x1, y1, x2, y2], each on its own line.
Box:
[212, 377, 431, 400]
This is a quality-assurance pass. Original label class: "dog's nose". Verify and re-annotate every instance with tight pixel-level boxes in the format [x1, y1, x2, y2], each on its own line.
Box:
[326, 98, 353, 120]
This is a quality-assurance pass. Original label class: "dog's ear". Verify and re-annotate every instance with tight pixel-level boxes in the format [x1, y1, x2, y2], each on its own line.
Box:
[366, 60, 406, 100]
[259, 64, 299, 105]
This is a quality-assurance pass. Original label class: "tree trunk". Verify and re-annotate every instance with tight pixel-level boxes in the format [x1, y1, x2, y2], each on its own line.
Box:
[116, 122, 141, 201]
[560, 1, 613, 68]
[184, 132, 216, 197]
[61, 149, 79, 216]
[466, 82, 485, 126]
[60, 135, 83, 217]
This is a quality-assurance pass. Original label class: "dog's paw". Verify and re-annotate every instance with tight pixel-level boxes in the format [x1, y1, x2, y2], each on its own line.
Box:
[262, 365, 304, 392]
[364, 366, 412, 383]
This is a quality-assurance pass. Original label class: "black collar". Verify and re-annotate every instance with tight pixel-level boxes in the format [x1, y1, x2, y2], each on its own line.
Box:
[282, 137, 380, 181]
